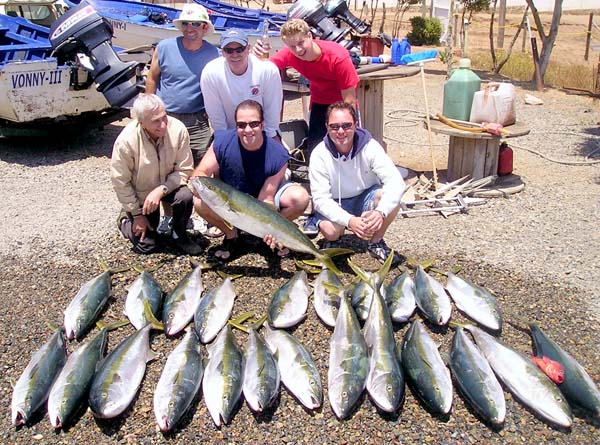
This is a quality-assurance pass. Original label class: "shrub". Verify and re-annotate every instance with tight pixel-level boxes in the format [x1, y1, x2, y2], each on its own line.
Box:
[407, 16, 442, 46]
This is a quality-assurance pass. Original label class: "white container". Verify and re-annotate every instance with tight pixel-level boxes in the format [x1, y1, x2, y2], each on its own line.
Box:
[469, 82, 516, 126]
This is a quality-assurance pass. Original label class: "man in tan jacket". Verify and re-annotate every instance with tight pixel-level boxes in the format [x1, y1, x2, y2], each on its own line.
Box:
[110, 94, 203, 255]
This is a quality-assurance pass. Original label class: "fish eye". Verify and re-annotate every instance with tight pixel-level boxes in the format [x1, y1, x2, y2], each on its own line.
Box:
[169, 401, 175, 408]
[101, 392, 107, 399]
[342, 391, 347, 398]
[168, 313, 174, 320]
[309, 379, 316, 387]
[386, 384, 393, 392]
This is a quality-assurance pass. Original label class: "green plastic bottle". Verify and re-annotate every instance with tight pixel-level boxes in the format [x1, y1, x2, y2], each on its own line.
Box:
[442, 58, 481, 121]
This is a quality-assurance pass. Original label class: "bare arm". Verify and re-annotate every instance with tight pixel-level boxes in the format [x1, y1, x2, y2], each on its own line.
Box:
[145, 48, 160, 94]
[191, 145, 220, 180]
[341, 86, 357, 108]
[257, 164, 287, 206]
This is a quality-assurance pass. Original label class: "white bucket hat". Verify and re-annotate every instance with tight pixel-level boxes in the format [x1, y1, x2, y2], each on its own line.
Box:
[173, 4, 214, 35]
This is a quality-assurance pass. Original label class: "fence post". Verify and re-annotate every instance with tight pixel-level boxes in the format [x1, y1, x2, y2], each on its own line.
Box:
[584, 12, 593, 62]
[497, 0, 506, 49]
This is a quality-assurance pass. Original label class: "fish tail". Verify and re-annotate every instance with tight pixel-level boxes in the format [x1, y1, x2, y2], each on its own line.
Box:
[318, 253, 342, 276]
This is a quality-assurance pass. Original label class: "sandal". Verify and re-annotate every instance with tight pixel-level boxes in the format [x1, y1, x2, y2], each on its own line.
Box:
[277, 247, 290, 258]
[214, 236, 246, 262]
[206, 225, 224, 238]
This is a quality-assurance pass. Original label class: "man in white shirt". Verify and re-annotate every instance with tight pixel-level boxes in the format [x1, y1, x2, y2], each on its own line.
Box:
[308, 102, 405, 266]
[201, 29, 283, 139]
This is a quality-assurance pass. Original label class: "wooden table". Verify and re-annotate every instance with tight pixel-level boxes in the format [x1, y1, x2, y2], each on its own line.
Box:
[426, 120, 530, 181]
[357, 65, 420, 143]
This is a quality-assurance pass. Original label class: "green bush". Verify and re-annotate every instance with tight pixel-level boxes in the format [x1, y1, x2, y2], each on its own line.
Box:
[407, 16, 442, 46]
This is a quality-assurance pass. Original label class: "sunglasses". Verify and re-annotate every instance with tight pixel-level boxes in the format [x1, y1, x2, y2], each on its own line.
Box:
[328, 122, 354, 131]
[223, 45, 247, 55]
[181, 21, 204, 28]
[236, 120, 262, 129]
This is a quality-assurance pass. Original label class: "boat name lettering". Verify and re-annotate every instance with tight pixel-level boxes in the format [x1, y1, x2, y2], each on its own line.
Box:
[107, 19, 127, 31]
[11, 70, 62, 89]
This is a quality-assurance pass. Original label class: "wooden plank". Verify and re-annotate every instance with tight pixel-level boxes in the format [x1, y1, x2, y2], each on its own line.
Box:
[448, 136, 463, 181]
[485, 139, 500, 176]
[472, 139, 488, 179]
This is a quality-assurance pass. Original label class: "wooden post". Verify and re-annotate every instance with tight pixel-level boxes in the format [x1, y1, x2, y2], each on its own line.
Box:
[497, 0, 506, 49]
[531, 37, 544, 91]
[584, 12, 593, 62]
[445, 0, 455, 78]
[421, 0, 427, 19]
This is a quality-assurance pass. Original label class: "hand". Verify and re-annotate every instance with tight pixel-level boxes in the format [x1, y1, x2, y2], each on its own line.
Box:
[347, 216, 373, 240]
[143, 186, 165, 215]
[252, 39, 269, 59]
[263, 233, 282, 251]
[360, 210, 384, 235]
[133, 215, 153, 242]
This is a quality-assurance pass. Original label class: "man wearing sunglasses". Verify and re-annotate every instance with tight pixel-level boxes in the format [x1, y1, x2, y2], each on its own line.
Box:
[201, 29, 282, 140]
[307, 102, 405, 267]
[146, 3, 218, 165]
[190, 100, 309, 261]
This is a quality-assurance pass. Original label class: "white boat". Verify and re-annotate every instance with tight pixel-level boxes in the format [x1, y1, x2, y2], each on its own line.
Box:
[0, 11, 134, 135]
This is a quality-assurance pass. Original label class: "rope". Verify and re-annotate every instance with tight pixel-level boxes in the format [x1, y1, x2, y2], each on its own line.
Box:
[382, 108, 600, 166]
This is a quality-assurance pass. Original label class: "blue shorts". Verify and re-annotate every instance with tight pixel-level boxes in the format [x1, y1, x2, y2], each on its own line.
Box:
[311, 184, 381, 226]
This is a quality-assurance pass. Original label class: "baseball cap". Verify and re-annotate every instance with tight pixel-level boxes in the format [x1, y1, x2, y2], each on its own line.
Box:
[220, 29, 249, 48]
[173, 4, 214, 35]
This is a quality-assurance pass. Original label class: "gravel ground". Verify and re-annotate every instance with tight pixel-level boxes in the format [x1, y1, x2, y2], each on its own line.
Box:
[1, 69, 599, 444]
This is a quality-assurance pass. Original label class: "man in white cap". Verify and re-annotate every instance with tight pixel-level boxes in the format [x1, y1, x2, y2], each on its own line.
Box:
[201, 28, 282, 140]
[146, 3, 219, 165]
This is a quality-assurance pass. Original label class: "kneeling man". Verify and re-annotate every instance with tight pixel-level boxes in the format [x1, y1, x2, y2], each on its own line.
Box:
[192, 99, 309, 260]
[111, 94, 202, 255]
[307, 102, 405, 266]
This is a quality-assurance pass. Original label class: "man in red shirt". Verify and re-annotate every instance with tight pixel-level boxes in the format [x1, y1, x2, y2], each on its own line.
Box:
[258, 18, 359, 155]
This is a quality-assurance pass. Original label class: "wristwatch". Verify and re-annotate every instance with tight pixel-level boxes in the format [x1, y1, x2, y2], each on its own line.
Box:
[160, 185, 168, 196]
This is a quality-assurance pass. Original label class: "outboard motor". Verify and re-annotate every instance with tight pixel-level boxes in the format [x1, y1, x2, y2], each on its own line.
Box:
[287, 0, 351, 48]
[324, 0, 370, 35]
[49, 1, 142, 107]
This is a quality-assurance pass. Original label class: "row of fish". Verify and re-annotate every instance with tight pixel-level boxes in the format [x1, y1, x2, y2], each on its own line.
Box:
[12, 271, 600, 430]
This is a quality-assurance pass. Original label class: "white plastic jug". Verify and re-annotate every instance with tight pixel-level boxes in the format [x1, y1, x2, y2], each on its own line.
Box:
[469, 82, 516, 126]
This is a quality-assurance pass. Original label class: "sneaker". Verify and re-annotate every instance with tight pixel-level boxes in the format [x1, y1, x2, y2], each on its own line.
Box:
[187, 214, 208, 235]
[322, 239, 343, 250]
[303, 215, 319, 237]
[157, 215, 173, 236]
[174, 234, 203, 256]
[367, 239, 405, 267]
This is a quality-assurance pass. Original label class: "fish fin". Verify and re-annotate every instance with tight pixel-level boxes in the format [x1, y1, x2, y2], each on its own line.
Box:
[97, 319, 130, 331]
[295, 259, 322, 274]
[321, 247, 354, 257]
[143, 300, 164, 331]
[321, 282, 344, 298]
[451, 265, 463, 274]
[230, 311, 256, 325]
[448, 321, 467, 330]
[428, 267, 448, 277]
[406, 258, 435, 270]
[146, 349, 159, 363]
[228, 319, 249, 333]
[316, 253, 343, 276]
[132, 264, 145, 273]
[217, 270, 244, 280]
[45, 320, 60, 331]
[250, 314, 268, 330]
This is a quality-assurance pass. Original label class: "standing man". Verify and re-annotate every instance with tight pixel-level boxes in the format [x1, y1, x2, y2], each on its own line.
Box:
[111, 94, 203, 255]
[256, 18, 359, 153]
[146, 3, 219, 165]
[201, 28, 283, 139]
[191, 100, 309, 261]
[308, 102, 405, 267]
